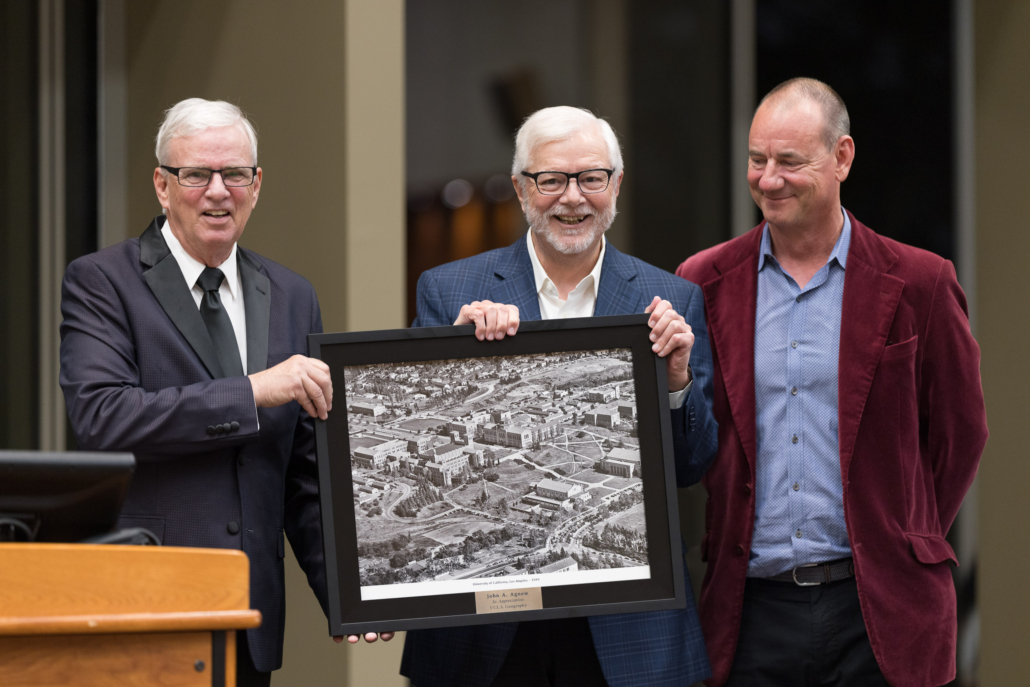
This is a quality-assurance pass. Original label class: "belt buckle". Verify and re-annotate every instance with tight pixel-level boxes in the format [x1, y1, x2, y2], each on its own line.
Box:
[792, 565, 821, 586]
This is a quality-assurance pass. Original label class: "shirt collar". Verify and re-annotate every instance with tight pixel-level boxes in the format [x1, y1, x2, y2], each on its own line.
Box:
[758, 207, 852, 272]
[527, 230, 606, 301]
[161, 222, 240, 300]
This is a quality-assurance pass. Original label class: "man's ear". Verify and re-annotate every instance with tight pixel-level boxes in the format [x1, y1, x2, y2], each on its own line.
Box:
[251, 167, 263, 208]
[512, 175, 526, 208]
[153, 168, 170, 209]
[611, 170, 624, 199]
[835, 136, 855, 183]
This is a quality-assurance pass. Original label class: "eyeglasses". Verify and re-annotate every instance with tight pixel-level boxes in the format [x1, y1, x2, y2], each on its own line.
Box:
[520, 168, 614, 195]
[160, 165, 257, 187]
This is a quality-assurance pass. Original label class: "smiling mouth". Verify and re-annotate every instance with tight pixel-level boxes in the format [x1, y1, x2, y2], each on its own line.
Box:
[203, 210, 230, 218]
[554, 214, 589, 226]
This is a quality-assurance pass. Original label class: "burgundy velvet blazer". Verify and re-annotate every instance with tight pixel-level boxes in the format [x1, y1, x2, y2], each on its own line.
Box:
[676, 212, 988, 687]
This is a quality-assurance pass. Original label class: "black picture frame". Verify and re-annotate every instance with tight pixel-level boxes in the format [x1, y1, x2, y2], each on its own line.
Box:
[308, 314, 686, 636]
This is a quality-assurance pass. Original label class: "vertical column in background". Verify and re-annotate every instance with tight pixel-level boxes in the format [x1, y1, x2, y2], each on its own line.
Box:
[0, 0, 41, 450]
[976, 1, 1030, 684]
[730, 0, 756, 237]
[37, 0, 66, 452]
[344, 0, 406, 334]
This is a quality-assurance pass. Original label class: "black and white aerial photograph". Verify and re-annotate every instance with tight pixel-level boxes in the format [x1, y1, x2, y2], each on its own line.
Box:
[345, 348, 651, 600]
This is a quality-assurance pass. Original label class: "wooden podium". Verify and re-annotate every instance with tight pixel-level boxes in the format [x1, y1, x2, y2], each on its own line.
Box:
[0, 544, 262, 686]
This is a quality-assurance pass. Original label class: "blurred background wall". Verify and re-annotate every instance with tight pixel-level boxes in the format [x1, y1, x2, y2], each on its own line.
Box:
[1, 0, 1027, 684]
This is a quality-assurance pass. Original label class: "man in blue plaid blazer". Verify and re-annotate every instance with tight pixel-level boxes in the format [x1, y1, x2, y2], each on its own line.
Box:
[400, 107, 717, 687]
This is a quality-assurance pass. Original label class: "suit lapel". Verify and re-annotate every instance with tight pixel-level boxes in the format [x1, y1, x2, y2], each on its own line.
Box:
[594, 245, 644, 317]
[488, 235, 542, 321]
[702, 228, 762, 478]
[837, 214, 903, 480]
[238, 250, 271, 374]
[140, 216, 224, 379]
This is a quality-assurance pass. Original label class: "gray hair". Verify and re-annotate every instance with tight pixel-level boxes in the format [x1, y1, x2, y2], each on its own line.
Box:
[155, 98, 258, 165]
[511, 106, 623, 185]
[759, 77, 850, 150]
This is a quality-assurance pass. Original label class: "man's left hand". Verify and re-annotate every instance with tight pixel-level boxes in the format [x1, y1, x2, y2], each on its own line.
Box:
[334, 632, 395, 644]
[645, 296, 694, 392]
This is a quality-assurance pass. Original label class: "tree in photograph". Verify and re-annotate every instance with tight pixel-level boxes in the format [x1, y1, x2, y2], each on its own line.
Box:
[498, 498, 509, 517]
[484, 469, 499, 482]
[394, 482, 444, 518]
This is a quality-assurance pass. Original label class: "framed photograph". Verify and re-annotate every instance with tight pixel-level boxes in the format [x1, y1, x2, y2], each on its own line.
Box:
[309, 314, 686, 635]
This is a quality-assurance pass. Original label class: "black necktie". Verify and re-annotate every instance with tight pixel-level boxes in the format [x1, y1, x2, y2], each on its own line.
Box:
[196, 267, 245, 378]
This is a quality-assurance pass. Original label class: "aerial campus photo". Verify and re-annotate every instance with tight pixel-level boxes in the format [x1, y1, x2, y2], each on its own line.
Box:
[344, 348, 652, 600]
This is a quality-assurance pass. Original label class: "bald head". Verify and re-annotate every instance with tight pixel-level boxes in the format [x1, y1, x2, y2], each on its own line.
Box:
[758, 78, 850, 151]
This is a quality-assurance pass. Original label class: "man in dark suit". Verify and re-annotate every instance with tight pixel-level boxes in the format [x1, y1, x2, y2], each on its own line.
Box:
[677, 78, 988, 686]
[401, 106, 719, 687]
[59, 98, 352, 686]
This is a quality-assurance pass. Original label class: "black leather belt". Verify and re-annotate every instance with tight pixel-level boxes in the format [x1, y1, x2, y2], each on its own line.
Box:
[765, 558, 855, 586]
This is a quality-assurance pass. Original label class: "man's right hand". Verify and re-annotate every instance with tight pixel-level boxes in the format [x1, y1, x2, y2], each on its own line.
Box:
[249, 354, 333, 420]
[454, 300, 520, 341]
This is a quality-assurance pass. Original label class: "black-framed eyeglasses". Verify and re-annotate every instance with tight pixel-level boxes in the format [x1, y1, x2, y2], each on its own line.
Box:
[520, 168, 614, 195]
[160, 165, 258, 187]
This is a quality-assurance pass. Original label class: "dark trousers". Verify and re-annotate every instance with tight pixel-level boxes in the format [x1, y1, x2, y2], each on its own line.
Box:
[727, 577, 889, 687]
[236, 631, 271, 687]
[489, 617, 609, 687]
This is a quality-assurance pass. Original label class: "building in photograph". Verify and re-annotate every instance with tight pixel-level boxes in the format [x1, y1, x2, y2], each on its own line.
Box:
[522, 493, 573, 512]
[407, 434, 434, 455]
[351, 402, 388, 417]
[585, 405, 621, 428]
[426, 443, 469, 486]
[600, 447, 642, 478]
[539, 557, 578, 574]
[482, 423, 533, 448]
[462, 444, 485, 467]
[352, 438, 408, 469]
[618, 403, 637, 420]
[448, 419, 477, 438]
[536, 479, 583, 500]
[586, 386, 620, 403]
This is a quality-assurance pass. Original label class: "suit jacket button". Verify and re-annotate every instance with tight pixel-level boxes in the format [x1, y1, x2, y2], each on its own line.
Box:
[215, 424, 225, 435]
[207, 426, 216, 436]
[227, 521, 240, 535]
[238, 455, 245, 466]
[735, 545, 745, 557]
[743, 484, 752, 496]
[222, 423, 232, 433]
[230, 421, 240, 431]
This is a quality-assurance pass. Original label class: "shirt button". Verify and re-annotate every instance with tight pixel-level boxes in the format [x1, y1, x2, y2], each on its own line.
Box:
[792, 482, 800, 491]
[227, 521, 240, 535]
[791, 387, 798, 396]
[791, 341, 798, 349]
[796, 529, 803, 539]
[791, 435, 799, 444]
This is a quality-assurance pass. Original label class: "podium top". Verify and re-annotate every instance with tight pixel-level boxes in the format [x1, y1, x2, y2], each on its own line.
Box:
[0, 544, 261, 635]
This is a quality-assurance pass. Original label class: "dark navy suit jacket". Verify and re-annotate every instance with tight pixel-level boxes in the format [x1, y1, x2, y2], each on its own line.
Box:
[401, 235, 718, 687]
[59, 216, 328, 672]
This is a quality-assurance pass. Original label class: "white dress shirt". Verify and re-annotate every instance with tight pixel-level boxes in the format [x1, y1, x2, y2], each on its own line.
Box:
[161, 223, 248, 372]
[526, 231, 690, 408]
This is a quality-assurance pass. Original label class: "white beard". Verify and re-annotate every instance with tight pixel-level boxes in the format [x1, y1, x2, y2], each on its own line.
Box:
[524, 197, 618, 256]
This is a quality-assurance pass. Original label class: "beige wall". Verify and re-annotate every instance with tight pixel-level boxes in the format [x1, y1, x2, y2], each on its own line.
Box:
[976, 1, 1030, 684]
[124, 2, 406, 684]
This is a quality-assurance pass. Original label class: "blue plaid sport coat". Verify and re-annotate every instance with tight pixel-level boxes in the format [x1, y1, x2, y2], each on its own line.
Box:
[401, 235, 717, 687]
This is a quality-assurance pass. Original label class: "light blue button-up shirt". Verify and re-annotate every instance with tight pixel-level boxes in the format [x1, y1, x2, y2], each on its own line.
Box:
[747, 210, 853, 578]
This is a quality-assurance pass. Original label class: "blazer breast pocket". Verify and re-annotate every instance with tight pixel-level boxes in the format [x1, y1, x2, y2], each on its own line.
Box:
[880, 334, 918, 364]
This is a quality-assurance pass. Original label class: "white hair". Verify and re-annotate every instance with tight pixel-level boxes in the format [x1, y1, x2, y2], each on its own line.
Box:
[511, 106, 623, 182]
[155, 98, 258, 165]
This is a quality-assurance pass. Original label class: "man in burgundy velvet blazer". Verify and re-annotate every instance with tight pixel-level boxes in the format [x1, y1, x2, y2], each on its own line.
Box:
[676, 79, 987, 686]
